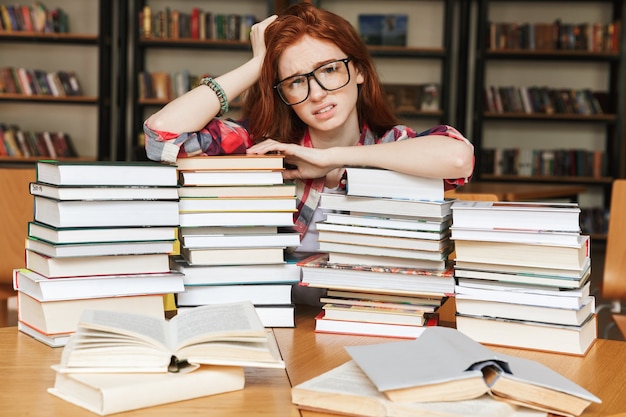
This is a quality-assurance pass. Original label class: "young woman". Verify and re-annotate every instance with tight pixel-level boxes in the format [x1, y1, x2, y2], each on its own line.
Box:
[144, 2, 474, 255]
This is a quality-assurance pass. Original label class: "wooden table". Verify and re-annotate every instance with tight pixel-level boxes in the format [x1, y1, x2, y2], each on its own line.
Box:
[2, 305, 626, 416]
[455, 182, 587, 201]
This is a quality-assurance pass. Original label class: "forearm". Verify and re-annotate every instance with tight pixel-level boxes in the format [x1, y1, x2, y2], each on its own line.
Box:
[329, 136, 475, 180]
[145, 56, 263, 134]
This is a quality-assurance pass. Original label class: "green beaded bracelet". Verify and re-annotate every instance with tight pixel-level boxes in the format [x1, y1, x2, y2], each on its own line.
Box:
[199, 76, 229, 117]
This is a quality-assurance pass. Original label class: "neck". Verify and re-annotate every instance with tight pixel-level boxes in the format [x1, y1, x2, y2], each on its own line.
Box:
[309, 115, 361, 149]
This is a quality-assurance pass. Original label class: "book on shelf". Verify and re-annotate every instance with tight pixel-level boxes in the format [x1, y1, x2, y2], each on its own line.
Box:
[455, 295, 596, 327]
[180, 246, 286, 266]
[450, 201, 581, 232]
[344, 327, 600, 415]
[314, 311, 435, 339]
[17, 321, 71, 348]
[180, 231, 300, 249]
[25, 238, 175, 258]
[319, 241, 451, 262]
[35, 160, 178, 187]
[178, 196, 297, 212]
[13, 268, 184, 302]
[299, 254, 455, 296]
[324, 212, 452, 232]
[321, 303, 428, 326]
[454, 258, 591, 278]
[16, 292, 166, 340]
[344, 167, 444, 201]
[177, 183, 297, 198]
[455, 279, 591, 309]
[450, 226, 581, 246]
[320, 193, 453, 219]
[56, 301, 284, 373]
[453, 263, 591, 289]
[317, 220, 450, 241]
[179, 210, 295, 227]
[419, 83, 440, 111]
[455, 313, 597, 356]
[291, 360, 547, 417]
[453, 235, 590, 271]
[176, 283, 293, 307]
[318, 229, 450, 252]
[48, 364, 245, 416]
[27, 222, 177, 244]
[26, 250, 171, 278]
[179, 169, 284, 186]
[33, 196, 180, 228]
[171, 257, 301, 286]
[29, 182, 180, 201]
[328, 251, 448, 271]
[175, 154, 284, 171]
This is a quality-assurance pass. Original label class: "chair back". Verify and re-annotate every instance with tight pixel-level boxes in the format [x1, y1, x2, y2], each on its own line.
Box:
[444, 190, 499, 201]
[0, 167, 35, 293]
[603, 179, 626, 300]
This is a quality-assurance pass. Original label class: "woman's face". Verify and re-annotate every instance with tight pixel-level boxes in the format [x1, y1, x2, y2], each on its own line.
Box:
[277, 35, 364, 134]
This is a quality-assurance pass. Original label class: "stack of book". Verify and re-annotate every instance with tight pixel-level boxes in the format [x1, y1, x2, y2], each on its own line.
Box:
[450, 200, 596, 355]
[299, 167, 455, 338]
[13, 160, 185, 347]
[171, 155, 300, 327]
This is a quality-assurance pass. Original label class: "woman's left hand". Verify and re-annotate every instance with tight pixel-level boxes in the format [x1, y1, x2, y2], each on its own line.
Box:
[247, 139, 338, 181]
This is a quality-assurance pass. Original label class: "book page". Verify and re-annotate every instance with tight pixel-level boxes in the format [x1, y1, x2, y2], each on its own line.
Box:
[79, 309, 169, 349]
[171, 302, 266, 350]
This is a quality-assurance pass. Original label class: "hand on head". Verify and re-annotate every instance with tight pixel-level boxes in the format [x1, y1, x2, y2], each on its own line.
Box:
[250, 15, 278, 59]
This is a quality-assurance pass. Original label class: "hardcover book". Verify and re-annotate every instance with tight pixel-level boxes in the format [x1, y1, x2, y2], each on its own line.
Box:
[345, 327, 600, 414]
[35, 160, 178, 187]
[49, 364, 245, 415]
[292, 360, 547, 417]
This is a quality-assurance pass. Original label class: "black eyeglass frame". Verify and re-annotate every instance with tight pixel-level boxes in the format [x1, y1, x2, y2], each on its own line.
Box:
[273, 57, 352, 106]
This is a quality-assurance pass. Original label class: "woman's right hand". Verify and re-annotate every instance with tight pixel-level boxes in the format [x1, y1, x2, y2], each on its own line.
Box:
[250, 15, 278, 59]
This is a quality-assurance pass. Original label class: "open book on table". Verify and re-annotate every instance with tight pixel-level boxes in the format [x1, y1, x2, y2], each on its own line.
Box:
[344, 327, 600, 417]
[57, 301, 284, 373]
[291, 360, 547, 417]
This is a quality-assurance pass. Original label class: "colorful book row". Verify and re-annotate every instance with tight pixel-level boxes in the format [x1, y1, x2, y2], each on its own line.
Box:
[484, 86, 606, 115]
[479, 147, 606, 178]
[139, 6, 257, 42]
[0, 67, 84, 97]
[0, 3, 68, 33]
[0, 125, 77, 158]
[487, 20, 621, 52]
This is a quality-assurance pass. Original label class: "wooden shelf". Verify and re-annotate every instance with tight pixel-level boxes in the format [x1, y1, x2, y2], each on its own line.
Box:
[479, 174, 614, 184]
[0, 32, 98, 44]
[0, 94, 97, 104]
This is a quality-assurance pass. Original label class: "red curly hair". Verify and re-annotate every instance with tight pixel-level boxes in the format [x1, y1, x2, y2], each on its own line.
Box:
[242, 2, 398, 144]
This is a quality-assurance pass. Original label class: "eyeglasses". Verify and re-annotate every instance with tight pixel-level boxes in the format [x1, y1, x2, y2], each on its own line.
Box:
[274, 58, 352, 106]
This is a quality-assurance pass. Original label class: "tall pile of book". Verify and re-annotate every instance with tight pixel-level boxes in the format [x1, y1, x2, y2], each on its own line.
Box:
[450, 200, 596, 355]
[171, 155, 300, 327]
[299, 167, 456, 338]
[14, 160, 185, 347]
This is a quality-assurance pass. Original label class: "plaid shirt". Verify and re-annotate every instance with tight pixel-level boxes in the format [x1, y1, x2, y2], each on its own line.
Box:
[144, 119, 473, 237]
